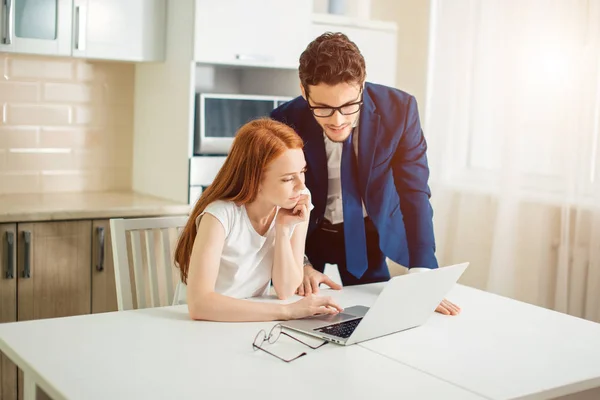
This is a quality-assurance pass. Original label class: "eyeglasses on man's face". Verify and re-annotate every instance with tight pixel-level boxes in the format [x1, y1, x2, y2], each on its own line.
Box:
[252, 324, 327, 363]
[306, 89, 363, 118]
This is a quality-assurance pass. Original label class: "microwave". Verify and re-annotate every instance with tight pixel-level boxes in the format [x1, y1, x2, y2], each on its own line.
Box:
[194, 93, 293, 155]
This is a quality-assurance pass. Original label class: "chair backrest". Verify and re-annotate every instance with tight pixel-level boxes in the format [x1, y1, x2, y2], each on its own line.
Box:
[110, 216, 189, 311]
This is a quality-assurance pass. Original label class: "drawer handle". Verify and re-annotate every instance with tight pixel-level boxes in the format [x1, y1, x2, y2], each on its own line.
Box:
[22, 231, 31, 278]
[5, 231, 14, 279]
[96, 227, 105, 271]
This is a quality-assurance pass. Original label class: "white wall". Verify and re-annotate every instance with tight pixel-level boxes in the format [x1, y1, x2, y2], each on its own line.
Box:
[371, 0, 430, 118]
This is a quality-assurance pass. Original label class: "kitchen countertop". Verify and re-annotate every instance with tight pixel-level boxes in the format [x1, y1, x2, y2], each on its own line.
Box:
[0, 191, 191, 223]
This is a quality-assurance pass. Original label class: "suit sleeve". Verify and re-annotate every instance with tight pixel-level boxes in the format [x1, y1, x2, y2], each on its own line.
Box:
[270, 107, 284, 123]
[391, 95, 438, 269]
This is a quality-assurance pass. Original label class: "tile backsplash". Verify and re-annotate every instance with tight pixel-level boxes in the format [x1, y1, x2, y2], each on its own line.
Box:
[0, 53, 135, 194]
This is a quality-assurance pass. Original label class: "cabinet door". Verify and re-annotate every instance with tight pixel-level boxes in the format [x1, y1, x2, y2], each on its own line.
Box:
[91, 220, 118, 314]
[194, 0, 311, 69]
[71, 0, 166, 61]
[3, 0, 73, 56]
[17, 220, 92, 321]
[311, 23, 398, 87]
[0, 225, 17, 400]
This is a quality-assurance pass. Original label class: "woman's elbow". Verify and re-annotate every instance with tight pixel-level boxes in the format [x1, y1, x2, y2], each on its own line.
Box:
[276, 293, 289, 301]
[188, 303, 206, 321]
[274, 286, 295, 301]
[187, 293, 212, 320]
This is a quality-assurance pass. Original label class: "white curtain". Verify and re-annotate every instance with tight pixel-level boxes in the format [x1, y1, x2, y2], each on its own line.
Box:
[425, 0, 600, 322]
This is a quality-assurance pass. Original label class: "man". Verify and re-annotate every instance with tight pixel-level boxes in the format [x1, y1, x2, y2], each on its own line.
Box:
[271, 33, 459, 315]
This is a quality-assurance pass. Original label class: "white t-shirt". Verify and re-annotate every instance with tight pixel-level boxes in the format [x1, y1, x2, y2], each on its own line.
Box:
[174, 193, 312, 304]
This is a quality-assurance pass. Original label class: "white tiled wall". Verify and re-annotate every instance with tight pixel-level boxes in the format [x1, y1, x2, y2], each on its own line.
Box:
[0, 53, 135, 194]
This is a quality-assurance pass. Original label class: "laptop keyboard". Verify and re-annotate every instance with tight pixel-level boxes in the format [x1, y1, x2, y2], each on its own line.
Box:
[315, 318, 363, 339]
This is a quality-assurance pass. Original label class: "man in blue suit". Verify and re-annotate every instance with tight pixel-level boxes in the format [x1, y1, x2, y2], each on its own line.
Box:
[271, 33, 459, 315]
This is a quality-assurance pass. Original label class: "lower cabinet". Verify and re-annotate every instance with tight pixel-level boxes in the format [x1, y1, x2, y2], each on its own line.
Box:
[1, 218, 120, 400]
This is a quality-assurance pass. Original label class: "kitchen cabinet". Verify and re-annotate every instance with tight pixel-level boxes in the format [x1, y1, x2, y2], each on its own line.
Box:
[194, 0, 311, 69]
[91, 219, 118, 314]
[17, 221, 92, 321]
[0, 0, 165, 61]
[0, 0, 73, 56]
[71, 0, 166, 62]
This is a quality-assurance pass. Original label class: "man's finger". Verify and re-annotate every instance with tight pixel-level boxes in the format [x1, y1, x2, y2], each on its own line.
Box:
[297, 283, 305, 296]
[304, 280, 313, 296]
[322, 275, 342, 290]
[436, 304, 450, 315]
[443, 299, 460, 314]
[310, 277, 320, 294]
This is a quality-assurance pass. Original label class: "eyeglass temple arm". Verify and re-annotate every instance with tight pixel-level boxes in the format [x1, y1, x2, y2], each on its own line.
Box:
[281, 331, 328, 350]
[253, 344, 307, 363]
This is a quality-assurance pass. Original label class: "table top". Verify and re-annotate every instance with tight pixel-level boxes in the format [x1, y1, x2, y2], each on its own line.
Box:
[2, 282, 599, 400]
[0, 285, 484, 400]
[359, 284, 600, 400]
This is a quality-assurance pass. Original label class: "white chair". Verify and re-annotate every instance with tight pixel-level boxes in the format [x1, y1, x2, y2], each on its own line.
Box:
[110, 216, 189, 311]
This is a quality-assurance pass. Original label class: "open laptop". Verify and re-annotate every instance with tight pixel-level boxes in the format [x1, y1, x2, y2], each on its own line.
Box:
[282, 262, 469, 346]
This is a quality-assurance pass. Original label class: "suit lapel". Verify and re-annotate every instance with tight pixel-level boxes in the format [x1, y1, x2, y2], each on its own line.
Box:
[358, 89, 381, 193]
[301, 109, 328, 210]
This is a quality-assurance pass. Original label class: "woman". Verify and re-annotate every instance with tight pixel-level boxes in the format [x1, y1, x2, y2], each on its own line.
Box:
[174, 118, 343, 322]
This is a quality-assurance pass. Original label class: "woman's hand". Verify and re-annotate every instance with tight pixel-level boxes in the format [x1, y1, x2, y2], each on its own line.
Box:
[284, 294, 344, 320]
[276, 194, 310, 227]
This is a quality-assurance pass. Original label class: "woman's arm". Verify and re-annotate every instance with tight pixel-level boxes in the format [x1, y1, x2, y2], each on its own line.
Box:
[187, 212, 341, 322]
[271, 220, 308, 300]
[187, 214, 286, 321]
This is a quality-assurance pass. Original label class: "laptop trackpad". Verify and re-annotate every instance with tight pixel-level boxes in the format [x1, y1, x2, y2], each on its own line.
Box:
[304, 305, 369, 327]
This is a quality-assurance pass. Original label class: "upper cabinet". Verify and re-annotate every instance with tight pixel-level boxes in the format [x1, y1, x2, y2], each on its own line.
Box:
[0, 0, 165, 61]
[0, 0, 73, 56]
[194, 0, 312, 69]
[71, 0, 166, 62]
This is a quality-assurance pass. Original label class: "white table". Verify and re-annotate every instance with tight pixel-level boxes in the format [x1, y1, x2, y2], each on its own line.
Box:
[0, 294, 483, 400]
[1, 284, 599, 400]
[356, 285, 600, 400]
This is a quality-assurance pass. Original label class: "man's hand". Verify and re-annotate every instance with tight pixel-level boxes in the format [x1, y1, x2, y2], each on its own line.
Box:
[296, 265, 342, 296]
[435, 298, 461, 315]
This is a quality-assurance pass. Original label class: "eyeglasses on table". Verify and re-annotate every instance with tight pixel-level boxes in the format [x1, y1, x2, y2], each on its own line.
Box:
[252, 323, 327, 363]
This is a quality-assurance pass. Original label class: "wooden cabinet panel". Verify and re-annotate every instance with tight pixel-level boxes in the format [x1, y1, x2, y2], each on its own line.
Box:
[0, 224, 17, 400]
[17, 221, 92, 321]
[91, 220, 118, 314]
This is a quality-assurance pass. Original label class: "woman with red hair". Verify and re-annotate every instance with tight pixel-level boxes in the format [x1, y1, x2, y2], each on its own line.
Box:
[174, 118, 343, 321]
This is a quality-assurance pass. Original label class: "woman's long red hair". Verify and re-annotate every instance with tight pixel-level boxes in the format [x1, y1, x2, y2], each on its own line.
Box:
[174, 118, 303, 284]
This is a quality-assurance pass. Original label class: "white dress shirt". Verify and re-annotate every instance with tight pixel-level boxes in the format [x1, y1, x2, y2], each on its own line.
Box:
[323, 125, 367, 224]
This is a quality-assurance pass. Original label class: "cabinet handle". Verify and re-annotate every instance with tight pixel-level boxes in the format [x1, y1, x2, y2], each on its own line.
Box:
[22, 231, 31, 279]
[3, 0, 13, 45]
[96, 227, 105, 272]
[235, 53, 274, 63]
[5, 231, 14, 279]
[74, 6, 80, 49]
[74, 5, 86, 51]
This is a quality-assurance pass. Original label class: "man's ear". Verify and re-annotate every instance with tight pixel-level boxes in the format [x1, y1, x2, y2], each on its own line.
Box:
[299, 82, 307, 100]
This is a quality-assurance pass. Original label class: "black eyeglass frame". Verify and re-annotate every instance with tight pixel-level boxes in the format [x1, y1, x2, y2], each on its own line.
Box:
[252, 323, 328, 363]
[305, 87, 364, 118]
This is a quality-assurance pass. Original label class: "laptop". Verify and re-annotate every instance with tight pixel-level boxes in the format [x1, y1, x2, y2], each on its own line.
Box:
[281, 262, 469, 346]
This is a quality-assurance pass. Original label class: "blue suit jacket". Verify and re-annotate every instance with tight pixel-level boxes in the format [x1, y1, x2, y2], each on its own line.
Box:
[270, 82, 438, 269]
